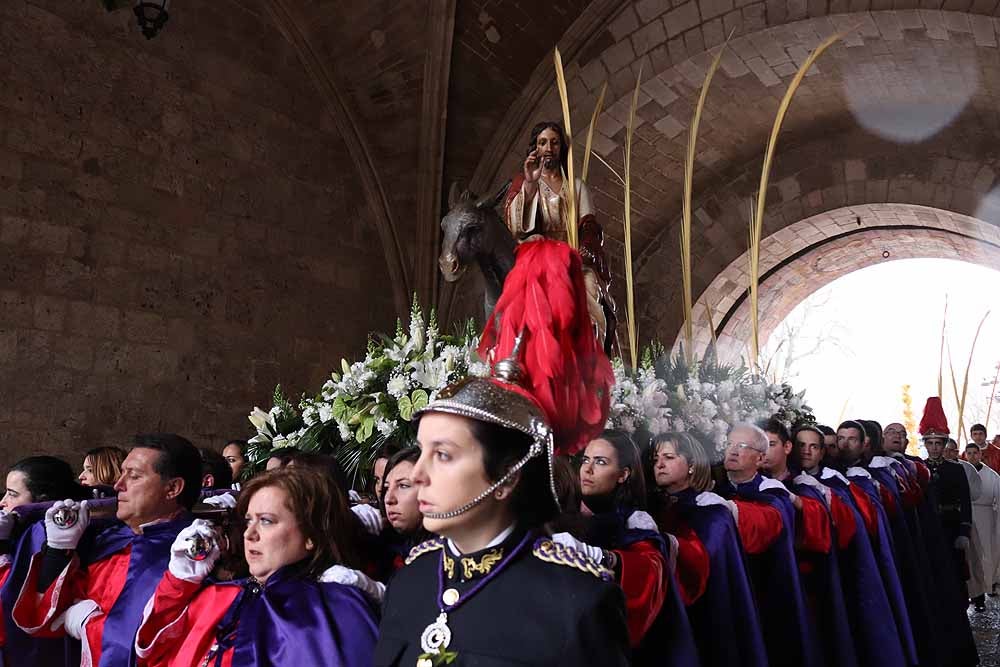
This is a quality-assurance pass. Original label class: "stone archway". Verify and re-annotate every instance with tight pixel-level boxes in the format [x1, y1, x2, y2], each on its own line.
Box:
[678, 203, 1000, 360]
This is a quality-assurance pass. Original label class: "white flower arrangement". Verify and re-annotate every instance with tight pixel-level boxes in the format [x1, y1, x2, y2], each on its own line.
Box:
[607, 345, 813, 458]
[245, 297, 485, 483]
[606, 358, 672, 436]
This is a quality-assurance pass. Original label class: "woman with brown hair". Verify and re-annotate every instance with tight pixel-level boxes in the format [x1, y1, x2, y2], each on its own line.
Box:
[650, 431, 768, 667]
[134, 466, 379, 667]
[78, 446, 127, 487]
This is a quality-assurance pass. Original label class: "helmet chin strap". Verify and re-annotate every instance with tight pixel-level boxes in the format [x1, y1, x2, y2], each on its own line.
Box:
[422, 441, 545, 521]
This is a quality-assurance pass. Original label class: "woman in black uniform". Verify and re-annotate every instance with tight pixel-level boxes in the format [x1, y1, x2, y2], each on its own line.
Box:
[374, 369, 631, 666]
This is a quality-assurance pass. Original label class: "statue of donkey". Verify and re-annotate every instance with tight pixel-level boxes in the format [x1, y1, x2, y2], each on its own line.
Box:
[438, 183, 515, 318]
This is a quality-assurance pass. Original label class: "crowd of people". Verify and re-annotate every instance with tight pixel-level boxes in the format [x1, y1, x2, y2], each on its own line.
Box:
[1, 121, 995, 665]
[0, 392, 992, 666]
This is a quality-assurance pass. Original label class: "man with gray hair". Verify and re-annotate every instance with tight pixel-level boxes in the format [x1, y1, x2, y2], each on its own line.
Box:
[716, 421, 821, 667]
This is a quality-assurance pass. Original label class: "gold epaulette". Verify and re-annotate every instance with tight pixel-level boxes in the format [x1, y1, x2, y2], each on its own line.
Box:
[532, 538, 614, 581]
[405, 538, 445, 565]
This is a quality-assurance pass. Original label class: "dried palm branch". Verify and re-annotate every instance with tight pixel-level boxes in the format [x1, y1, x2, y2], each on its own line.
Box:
[705, 301, 719, 353]
[590, 151, 625, 185]
[681, 35, 731, 363]
[582, 82, 608, 183]
[957, 311, 990, 444]
[623, 65, 643, 370]
[938, 296, 948, 398]
[554, 47, 578, 249]
[748, 32, 841, 369]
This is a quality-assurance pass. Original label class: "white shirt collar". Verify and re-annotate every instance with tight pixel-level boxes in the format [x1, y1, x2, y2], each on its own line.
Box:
[446, 523, 516, 557]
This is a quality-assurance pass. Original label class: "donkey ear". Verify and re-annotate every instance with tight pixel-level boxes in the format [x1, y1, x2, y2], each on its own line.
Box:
[447, 182, 462, 209]
[475, 180, 512, 210]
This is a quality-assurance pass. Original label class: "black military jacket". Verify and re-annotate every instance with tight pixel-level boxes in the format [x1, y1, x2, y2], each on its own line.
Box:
[375, 527, 630, 666]
[924, 457, 972, 539]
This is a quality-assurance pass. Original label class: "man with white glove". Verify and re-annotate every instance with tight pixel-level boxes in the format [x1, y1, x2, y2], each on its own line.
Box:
[625, 510, 658, 531]
[13, 433, 203, 667]
[318, 564, 386, 603]
[717, 422, 818, 667]
[695, 491, 740, 522]
[200, 493, 237, 510]
[351, 503, 383, 535]
[44, 499, 91, 549]
[54, 599, 101, 641]
[168, 519, 222, 583]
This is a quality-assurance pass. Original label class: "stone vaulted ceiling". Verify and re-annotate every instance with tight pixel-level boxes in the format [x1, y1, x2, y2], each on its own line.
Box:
[270, 0, 1000, 350]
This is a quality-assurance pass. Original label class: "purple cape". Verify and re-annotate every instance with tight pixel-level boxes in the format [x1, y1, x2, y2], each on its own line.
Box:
[818, 471, 908, 667]
[868, 463, 943, 667]
[583, 505, 700, 667]
[846, 473, 918, 666]
[82, 513, 192, 667]
[717, 474, 821, 667]
[212, 565, 378, 666]
[786, 480, 859, 667]
[1, 521, 80, 666]
[667, 489, 768, 667]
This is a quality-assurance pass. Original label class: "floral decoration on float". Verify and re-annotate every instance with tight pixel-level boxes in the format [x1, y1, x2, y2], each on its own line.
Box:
[606, 343, 814, 459]
[245, 297, 486, 484]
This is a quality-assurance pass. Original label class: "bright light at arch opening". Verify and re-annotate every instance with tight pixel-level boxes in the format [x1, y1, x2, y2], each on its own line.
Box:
[761, 258, 1000, 442]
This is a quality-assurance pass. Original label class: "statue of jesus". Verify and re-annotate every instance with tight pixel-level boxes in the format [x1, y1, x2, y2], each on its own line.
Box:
[502, 121, 618, 353]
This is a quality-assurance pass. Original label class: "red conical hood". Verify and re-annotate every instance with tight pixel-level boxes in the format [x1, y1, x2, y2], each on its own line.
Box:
[918, 397, 950, 439]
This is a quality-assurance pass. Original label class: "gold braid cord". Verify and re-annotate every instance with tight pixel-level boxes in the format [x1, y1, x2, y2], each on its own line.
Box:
[532, 538, 613, 581]
[406, 538, 445, 565]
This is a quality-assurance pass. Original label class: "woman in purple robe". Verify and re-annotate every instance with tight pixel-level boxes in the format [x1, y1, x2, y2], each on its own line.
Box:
[134, 466, 380, 667]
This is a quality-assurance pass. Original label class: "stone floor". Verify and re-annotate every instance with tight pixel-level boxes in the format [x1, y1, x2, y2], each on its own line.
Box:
[971, 595, 1000, 666]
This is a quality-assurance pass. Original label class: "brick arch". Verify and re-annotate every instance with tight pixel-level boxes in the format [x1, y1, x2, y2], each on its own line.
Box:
[634, 145, 1000, 342]
[676, 204, 1000, 360]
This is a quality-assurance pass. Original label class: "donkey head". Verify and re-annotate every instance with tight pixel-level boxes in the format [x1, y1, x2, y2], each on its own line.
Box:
[438, 182, 510, 282]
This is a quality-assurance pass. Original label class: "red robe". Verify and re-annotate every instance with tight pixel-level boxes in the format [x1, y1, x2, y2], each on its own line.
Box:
[669, 525, 711, 606]
[732, 499, 783, 554]
[135, 572, 238, 667]
[983, 443, 1000, 473]
[13, 548, 134, 666]
[848, 484, 879, 537]
[795, 496, 833, 554]
[612, 540, 667, 647]
[829, 494, 858, 550]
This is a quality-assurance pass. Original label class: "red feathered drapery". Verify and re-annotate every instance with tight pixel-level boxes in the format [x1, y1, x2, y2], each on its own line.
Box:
[478, 239, 613, 456]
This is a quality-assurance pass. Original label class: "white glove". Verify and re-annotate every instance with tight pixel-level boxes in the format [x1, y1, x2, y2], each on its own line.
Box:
[45, 500, 90, 550]
[202, 493, 237, 509]
[55, 599, 101, 640]
[551, 532, 605, 563]
[168, 519, 221, 583]
[955, 536, 971, 551]
[348, 490, 362, 503]
[626, 510, 658, 532]
[758, 477, 791, 495]
[0, 510, 17, 541]
[696, 492, 739, 522]
[793, 474, 832, 508]
[318, 564, 386, 603]
[351, 504, 383, 535]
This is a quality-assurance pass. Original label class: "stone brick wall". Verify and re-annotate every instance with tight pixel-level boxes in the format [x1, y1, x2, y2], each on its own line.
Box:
[0, 0, 396, 473]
